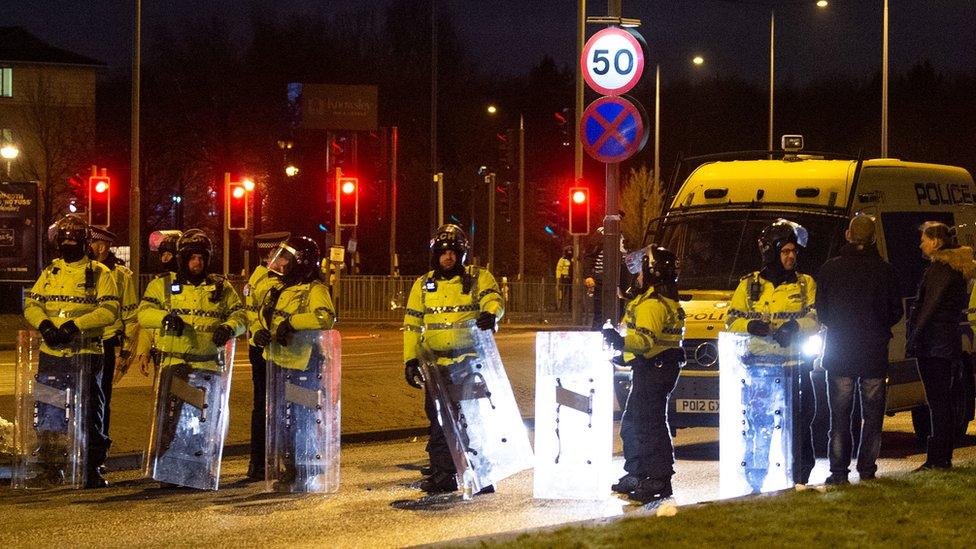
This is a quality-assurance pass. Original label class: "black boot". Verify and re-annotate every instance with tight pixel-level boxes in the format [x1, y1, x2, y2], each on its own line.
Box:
[611, 474, 640, 494]
[629, 477, 672, 503]
[247, 462, 265, 481]
[419, 471, 457, 494]
[84, 467, 109, 489]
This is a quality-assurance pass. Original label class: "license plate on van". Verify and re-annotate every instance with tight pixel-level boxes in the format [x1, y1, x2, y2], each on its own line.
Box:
[675, 399, 719, 413]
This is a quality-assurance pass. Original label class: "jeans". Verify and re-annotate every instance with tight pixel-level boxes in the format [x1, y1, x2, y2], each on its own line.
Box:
[917, 357, 957, 467]
[827, 373, 886, 476]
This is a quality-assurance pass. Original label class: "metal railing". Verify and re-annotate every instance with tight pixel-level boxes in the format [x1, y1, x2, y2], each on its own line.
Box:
[137, 273, 591, 326]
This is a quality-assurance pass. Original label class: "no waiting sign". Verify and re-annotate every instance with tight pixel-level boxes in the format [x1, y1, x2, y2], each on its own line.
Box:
[581, 27, 646, 95]
[580, 96, 647, 163]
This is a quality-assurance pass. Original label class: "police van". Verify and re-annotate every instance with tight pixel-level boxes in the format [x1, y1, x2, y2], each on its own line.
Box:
[637, 136, 976, 442]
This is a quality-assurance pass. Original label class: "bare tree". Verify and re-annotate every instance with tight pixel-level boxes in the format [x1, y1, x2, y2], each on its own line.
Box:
[19, 73, 95, 230]
[620, 165, 664, 250]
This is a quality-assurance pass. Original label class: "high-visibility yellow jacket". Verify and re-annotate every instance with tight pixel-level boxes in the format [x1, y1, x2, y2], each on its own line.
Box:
[967, 284, 976, 326]
[24, 257, 120, 356]
[403, 266, 504, 364]
[102, 262, 139, 345]
[137, 273, 246, 372]
[620, 286, 685, 363]
[726, 271, 818, 336]
[132, 272, 170, 359]
[260, 280, 336, 370]
[245, 264, 282, 347]
[555, 257, 571, 280]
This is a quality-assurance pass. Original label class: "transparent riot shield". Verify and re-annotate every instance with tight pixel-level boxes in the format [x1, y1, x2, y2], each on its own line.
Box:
[265, 330, 341, 493]
[421, 321, 534, 496]
[143, 339, 235, 490]
[719, 332, 800, 498]
[533, 332, 613, 500]
[12, 330, 90, 490]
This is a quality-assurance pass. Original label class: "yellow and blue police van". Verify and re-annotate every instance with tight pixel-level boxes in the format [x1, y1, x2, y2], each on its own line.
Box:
[637, 136, 975, 443]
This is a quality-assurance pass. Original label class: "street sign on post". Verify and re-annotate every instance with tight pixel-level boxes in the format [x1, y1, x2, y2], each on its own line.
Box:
[580, 95, 647, 163]
[581, 27, 645, 96]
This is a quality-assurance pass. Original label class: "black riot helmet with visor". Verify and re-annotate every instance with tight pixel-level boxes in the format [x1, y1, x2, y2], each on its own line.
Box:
[429, 224, 469, 272]
[54, 215, 90, 262]
[149, 230, 182, 272]
[625, 244, 679, 295]
[758, 218, 808, 268]
[176, 229, 213, 282]
[267, 236, 321, 285]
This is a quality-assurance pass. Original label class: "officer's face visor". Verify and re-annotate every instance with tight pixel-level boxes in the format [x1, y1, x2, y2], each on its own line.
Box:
[267, 243, 297, 277]
[624, 245, 654, 275]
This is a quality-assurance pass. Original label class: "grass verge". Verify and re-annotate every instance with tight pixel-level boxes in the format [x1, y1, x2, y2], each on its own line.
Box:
[479, 464, 976, 548]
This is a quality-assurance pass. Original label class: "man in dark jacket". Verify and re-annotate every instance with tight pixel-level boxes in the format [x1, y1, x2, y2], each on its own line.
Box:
[816, 214, 902, 484]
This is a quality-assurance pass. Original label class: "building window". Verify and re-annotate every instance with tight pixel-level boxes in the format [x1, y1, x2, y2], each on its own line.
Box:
[0, 68, 11, 97]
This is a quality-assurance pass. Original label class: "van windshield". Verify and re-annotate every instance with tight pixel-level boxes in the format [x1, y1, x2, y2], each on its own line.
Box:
[658, 210, 847, 291]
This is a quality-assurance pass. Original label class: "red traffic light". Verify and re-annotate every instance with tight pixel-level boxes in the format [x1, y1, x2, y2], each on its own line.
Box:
[227, 182, 248, 230]
[337, 176, 359, 226]
[568, 186, 590, 235]
[88, 175, 111, 227]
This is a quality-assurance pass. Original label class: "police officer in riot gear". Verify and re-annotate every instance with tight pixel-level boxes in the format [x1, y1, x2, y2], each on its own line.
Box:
[243, 231, 290, 481]
[23, 215, 119, 488]
[255, 236, 337, 489]
[88, 227, 140, 472]
[727, 219, 819, 490]
[137, 229, 246, 489]
[602, 245, 685, 503]
[403, 224, 505, 494]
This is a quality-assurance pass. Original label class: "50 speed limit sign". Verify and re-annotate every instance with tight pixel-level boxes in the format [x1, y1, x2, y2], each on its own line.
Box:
[581, 27, 646, 95]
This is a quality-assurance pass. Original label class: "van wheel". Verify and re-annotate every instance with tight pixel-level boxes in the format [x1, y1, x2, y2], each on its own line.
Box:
[911, 406, 931, 448]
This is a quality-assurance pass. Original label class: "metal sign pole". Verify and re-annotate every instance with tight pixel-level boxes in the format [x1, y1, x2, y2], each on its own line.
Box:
[222, 172, 230, 276]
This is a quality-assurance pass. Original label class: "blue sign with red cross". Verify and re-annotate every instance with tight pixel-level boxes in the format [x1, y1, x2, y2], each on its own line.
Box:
[580, 95, 646, 163]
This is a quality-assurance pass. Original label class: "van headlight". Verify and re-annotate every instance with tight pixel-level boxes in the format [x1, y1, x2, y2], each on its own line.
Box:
[802, 334, 823, 358]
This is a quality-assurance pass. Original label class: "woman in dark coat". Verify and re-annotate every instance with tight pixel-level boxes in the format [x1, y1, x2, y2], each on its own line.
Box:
[907, 221, 975, 470]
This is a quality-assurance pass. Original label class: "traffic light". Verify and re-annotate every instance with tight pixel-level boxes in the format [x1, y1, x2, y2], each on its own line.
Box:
[568, 186, 590, 235]
[496, 129, 516, 171]
[88, 175, 110, 227]
[228, 182, 248, 230]
[337, 176, 359, 226]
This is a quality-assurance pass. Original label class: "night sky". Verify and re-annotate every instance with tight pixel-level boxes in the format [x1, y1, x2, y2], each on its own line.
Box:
[3, 1, 974, 84]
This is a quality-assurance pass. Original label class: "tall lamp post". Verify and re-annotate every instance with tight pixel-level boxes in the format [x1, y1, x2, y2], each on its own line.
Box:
[881, 0, 889, 157]
[486, 104, 525, 278]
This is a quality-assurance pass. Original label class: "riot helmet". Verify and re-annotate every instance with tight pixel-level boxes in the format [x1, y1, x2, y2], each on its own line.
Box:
[429, 224, 469, 272]
[176, 229, 212, 282]
[625, 244, 679, 293]
[268, 236, 321, 285]
[54, 215, 89, 262]
[758, 218, 808, 268]
[149, 230, 182, 272]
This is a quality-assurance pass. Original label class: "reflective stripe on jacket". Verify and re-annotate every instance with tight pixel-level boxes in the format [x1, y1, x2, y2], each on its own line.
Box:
[24, 258, 119, 356]
[403, 266, 504, 363]
[621, 286, 685, 362]
[726, 272, 818, 336]
[137, 274, 246, 371]
[261, 280, 336, 370]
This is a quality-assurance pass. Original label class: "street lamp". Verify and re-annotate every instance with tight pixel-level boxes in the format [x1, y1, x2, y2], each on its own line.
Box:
[692, 55, 705, 66]
[486, 104, 526, 279]
[0, 143, 18, 179]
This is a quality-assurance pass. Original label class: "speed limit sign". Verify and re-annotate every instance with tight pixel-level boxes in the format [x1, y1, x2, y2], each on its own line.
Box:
[581, 27, 645, 95]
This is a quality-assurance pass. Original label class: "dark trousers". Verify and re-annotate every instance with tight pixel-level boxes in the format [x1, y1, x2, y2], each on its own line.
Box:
[796, 367, 816, 484]
[620, 357, 681, 480]
[37, 353, 109, 467]
[424, 387, 456, 474]
[100, 336, 120, 439]
[917, 357, 957, 467]
[827, 373, 886, 476]
[249, 344, 267, 472]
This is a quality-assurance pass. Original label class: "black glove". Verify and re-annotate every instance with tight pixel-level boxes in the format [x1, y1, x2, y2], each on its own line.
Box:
[772, 319, 799, 348]
[475, 311, 496, 331]
[253, 328, 272, 348]
[404, 358, 424, 389]
[275, 320, 296, 346]
[211, 324, 235, 347]
[602, 328, 624, 351]
[746, 320, 771, 337]
[57, 320, 80, 343]
[162, 312, 185, 336]
[38, 320, 62, 347]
